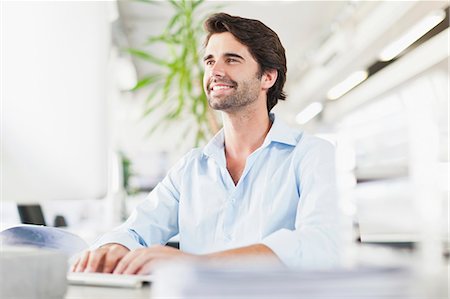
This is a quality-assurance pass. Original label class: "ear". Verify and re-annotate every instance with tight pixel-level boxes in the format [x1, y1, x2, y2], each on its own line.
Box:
[261, 69, 278, 90]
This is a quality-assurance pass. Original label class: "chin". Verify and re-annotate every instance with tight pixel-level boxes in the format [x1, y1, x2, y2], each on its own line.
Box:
[209, 102, 225, 111]
[207, 96, 223, 108]
[209, 102, 229, 112]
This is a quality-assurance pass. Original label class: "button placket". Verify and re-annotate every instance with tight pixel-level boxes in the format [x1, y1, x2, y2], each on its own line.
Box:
[222, 190, 238, 239]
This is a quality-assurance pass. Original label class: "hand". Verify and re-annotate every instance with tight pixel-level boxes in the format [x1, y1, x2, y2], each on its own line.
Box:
[70, 243, 130, 273]
[113, 245, 197, 275]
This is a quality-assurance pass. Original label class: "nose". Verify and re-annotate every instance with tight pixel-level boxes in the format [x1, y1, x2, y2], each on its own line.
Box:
[210, 61, 225, 78]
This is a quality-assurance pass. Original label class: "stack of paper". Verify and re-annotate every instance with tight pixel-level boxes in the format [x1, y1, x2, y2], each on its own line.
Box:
[151, 262, 414, 298]
[0, 246, 68, 299]
[0, 224, 87, 256]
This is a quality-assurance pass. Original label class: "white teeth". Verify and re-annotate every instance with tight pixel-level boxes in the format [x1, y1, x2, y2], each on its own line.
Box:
[212, 85, 231, 91]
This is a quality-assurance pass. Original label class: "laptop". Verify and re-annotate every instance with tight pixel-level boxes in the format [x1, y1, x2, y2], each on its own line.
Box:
[67, 272, 153, 288]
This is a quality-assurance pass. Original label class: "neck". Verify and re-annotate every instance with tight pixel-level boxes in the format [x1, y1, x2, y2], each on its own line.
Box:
[222, 101, 271, 159]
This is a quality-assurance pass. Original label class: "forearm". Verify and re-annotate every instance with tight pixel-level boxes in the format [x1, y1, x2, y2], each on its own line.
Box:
[204, 244, 281, 262]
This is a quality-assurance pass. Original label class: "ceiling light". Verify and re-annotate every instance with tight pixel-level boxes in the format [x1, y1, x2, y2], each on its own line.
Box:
[327, 70, 368, 100]
[379, 9, 446, 62]
[296, 102, 323, 125]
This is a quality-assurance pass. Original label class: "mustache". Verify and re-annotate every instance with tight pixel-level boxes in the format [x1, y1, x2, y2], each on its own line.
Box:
[207, 77, 237, 89]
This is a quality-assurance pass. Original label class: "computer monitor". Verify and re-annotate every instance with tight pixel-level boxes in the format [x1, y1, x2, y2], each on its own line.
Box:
[1, 2, 110, 216]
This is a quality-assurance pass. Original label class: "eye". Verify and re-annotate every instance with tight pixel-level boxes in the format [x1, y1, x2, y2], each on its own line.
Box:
[205, 60, 214, 66]
[226, 58, 238, 63]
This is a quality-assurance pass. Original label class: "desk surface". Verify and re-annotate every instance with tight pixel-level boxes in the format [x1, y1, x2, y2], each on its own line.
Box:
[65, 285, 151, 299]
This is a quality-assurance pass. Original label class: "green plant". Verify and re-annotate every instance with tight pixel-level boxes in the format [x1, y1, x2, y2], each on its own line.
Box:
[128, 0, 221, 146]
[119, 151, 136, 195]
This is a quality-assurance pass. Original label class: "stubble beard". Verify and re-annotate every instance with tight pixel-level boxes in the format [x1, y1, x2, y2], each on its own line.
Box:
[207, 76, 261, 112]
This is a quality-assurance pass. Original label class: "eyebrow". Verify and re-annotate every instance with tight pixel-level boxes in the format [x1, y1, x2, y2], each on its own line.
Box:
[203, 52, 245, 61]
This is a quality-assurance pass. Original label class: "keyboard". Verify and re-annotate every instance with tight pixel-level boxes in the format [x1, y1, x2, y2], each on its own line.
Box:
[67, 272, 153, 288]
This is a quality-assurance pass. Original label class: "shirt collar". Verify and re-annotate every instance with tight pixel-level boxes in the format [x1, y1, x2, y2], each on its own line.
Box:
[203, 128, 226, 163]
[202, 113, 301, 160]
[263, 113, 301, 147]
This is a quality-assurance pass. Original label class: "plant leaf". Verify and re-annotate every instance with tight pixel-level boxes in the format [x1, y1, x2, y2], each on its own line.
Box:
[144, 83, 163, 104]
[168, 0, 182, 10]
[167, 11, 182, 31]
[125, 48, 168, 66]
[146, 33, 181, 45]
[131, 74, 162, 91]
[192, 0, 205, 10]
[135, 0, 221, 144]
[136, 0, 160, 5]
[162, 70, 177, 101]
[142, 102, 161, 118]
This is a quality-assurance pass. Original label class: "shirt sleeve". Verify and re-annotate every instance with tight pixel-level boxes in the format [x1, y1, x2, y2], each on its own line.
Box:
[261, 137, 341, 269]
[90, 151, 192, 250]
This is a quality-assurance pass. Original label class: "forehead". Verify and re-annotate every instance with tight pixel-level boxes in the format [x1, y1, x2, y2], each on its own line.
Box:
[204, 32, 253, 58]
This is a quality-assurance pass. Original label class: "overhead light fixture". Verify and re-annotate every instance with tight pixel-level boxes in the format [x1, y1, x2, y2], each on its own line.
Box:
[327, 70, 368, 100]
[296, 102, 323, 125]
[379, 9, 446, 62]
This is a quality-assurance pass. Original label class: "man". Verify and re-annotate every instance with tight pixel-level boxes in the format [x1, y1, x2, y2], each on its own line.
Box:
[72, 13, 339, 275]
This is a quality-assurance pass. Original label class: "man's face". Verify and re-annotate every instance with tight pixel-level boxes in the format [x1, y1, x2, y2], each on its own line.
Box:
[203, 32, 263, 112]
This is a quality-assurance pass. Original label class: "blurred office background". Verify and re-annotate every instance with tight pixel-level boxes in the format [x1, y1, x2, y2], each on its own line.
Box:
[1, 0, 448, 265]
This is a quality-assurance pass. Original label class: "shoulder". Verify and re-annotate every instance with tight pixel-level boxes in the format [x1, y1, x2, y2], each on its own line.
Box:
[170, 147, 209, 173]
[297, 134, 335, 151]
[162, 149, 205, 186]
[173, 148, 204, 167]
[183, 148, 204, 160]
[292, 133, 336, 164]
[269, 115, 334, 156]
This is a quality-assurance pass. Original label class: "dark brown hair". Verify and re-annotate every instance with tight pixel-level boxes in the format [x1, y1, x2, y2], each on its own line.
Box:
[204, 13, 287, 112]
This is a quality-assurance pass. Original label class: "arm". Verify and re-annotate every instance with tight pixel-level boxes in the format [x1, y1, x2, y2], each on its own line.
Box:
[205, 244, 279, 260]
[260, 138, 340, 268]
[111, 243, 280, 275]
[92, 172, 183, 250]
[71, 151, 192, 273]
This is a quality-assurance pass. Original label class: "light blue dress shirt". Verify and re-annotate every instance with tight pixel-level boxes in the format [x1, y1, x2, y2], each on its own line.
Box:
[94, 114, 340, 268]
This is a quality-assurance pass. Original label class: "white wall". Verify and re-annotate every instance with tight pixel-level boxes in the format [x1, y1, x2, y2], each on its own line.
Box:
[2, 2, 110, 203]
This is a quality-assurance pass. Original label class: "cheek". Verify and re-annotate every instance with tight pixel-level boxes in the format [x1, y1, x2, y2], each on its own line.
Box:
[203, 74, 209, 91]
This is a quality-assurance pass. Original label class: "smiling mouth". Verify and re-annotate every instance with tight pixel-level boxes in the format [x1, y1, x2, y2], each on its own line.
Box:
[211, 85, 234, 91]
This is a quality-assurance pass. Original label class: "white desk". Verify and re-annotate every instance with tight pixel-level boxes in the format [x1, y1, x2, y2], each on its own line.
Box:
[65, 285, 151, 299]
[65, 266, 448, 299]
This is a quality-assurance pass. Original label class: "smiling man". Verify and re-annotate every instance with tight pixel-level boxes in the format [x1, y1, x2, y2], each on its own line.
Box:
[72, 13, 339, 275]
[204, 35, 263, 113]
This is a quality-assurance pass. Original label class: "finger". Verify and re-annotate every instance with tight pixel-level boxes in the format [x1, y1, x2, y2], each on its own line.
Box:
[85, 249, 107, 273]
[136, 261, 154, 275]
[102, 256, 120, 273]
[102, 246, 129, 273]
[122, 251, 153, 275]
[70, 258, 80, 272]
[74, 251, 90, 272]
[136, 255, 175, 275]
[113, 250, 141, 274]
